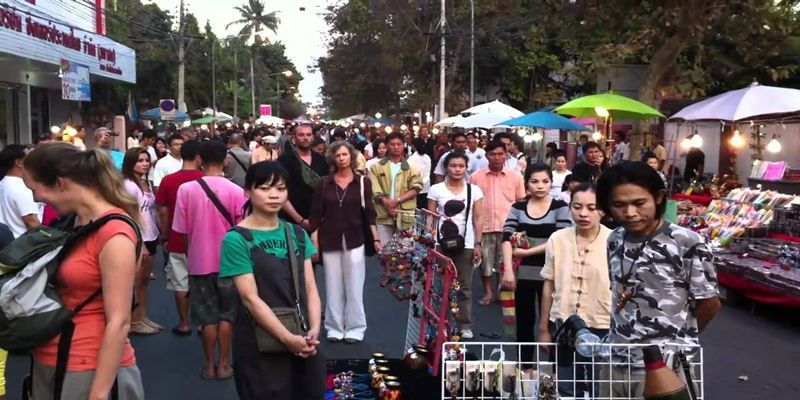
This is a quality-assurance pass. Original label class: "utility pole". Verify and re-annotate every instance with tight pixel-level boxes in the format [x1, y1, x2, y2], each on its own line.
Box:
[469, 0, 475, 107]
[438, 0, 446, 120]
[250, 55, 256, 118]
[176, 0, 186, 111]
[211, 40, 216, 113]
[276, 78, 281, 117]
[233, 48, 238, 118]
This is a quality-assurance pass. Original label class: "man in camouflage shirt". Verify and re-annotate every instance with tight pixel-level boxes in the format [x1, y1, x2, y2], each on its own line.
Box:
[597, 161, 721, 398]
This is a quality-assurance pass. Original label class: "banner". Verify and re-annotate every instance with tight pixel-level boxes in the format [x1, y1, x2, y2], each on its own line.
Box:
[60, 60, 91, 101]
[260, 104, 272, 116]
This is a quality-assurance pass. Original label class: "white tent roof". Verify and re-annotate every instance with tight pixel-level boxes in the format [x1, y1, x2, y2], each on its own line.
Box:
[670, 82, 800, 122]
[453, 113, 510, 129]
[460, 100, 524, 119]
[434, 115, 464, 127]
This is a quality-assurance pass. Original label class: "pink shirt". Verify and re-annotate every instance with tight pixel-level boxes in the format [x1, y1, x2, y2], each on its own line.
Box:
[172, 176, 246, 275]
[469, 167, 526, 233]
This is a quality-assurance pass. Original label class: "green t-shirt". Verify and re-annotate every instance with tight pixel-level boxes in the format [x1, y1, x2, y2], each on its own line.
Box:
[220, 220, 317, 278]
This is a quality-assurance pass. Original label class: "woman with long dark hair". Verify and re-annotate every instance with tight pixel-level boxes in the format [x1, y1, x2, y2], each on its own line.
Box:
[220, 161, 325, 399]
[25, 142, 144, 399]
[122, 147, 162, 335]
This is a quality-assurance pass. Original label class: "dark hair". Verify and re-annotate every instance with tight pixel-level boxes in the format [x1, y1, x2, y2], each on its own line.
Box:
[596, 161, 667, 218]
[493, 132, 511, 142]
[411, 138, 426, 152]
[243, 161, 289, 215]
[0, 144, 28, 179]
[561, 174, 578, 192]
[312, 136, 326, 147]
[121, 147, 151, 185]
[331, 128, 347, 141]
[450, 131, 467, 141]
[180, 139, 201, 160]
[371, 138, 386, 155]
[485, 140, 506, 153]
[582, 141, 601, 153]
[553, 149, 567, 160]
[141, 129, 157, 141]
[167, 133, 183, 146]
[546, 142, 558, 150]
[385, 132, 404, 144]
[198, 139, 228, 165]
[442, 151, 469, 172]
[641, 151, 658, 162]
[510, 134, 524, 151]
[570, 182, 596, 204]
[524, 162, 553, 181]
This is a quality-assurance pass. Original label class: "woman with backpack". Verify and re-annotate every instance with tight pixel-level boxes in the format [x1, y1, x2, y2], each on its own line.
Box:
[427, 152, 484, 340]
[24, 142, 144, 399]
[220, 161, 325, 399]
[122, 147, 163, 335]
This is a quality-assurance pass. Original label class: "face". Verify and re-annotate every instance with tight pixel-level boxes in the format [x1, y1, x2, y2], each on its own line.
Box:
[585, 147, 602, 165]
[499, 137, 511, 149]
[312, 143, 326, 155]
[420, 127, 429, 138]
[24, 177, 64, 210]
[467, 136, 478, 151]
[446, 157, 467, 181]
[570, 190, 601, 230]
[578, 136, 588, 145]
[387, 138, 404, 157]
[376, 142, 387, 157]
[646, 157, 659, 171]
[168, 139, 183, 157]
[437, 132, 448, 144]
[527, 171, 552, 199]
[156, 140, 168, 154]
[487, 146, 506, 170]
[554, 156, 567, 171]
[294, 126, 314, 150]
[134, 152, 151, 175]
[609, 183, 664, 235]
[333, 146, 351, 170]
[246, 178, 289, 214]
[95, 132, 111, 149]
[452, 136, 467, 151]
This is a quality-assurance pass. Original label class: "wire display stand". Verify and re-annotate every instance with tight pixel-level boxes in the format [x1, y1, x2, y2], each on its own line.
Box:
[378, 209, 459, 377]
[440, 341, 704, 399]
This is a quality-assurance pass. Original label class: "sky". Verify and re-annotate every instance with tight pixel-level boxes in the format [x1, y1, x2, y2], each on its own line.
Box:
[149, 0, 333, 105]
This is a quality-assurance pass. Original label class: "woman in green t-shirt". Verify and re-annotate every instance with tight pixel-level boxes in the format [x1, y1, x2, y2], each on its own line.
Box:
[219, 161, 325, 399]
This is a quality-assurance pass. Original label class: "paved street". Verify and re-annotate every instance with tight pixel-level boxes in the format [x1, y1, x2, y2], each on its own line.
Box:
[5, 252, 800, 399]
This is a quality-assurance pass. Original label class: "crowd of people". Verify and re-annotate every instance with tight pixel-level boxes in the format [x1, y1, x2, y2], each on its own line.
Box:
[0, 120, 721, 400]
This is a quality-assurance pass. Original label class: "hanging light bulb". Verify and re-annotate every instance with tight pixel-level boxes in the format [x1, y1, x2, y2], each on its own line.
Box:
[517, 128, 526, 137]
[354, 128, 360, 134]
[359, 122, 366, 129]
[50, 125, 61, 134]
[690, 134, 703, 148]
[384, 126, 393, 134]
[374, 122, 382, 128]
[412, 125, 420, 133]
[591, 130, 602, 141]
[400, 124, 408, 131]
[680, 136, 693, 151]
[432, 128, 440, 135]
[201, 124, 209, 131]
[225, 122, 232, 128]
[63, 126, 77, 137]
[767, 135, 782, 153]
[375, 112, 382, 119]
[523, 134, 536, 144]
[243, 123, 250, 130]
[532, 131, 544, 142]
[594, 107, 610, 118]
[729, 130, 745, 149]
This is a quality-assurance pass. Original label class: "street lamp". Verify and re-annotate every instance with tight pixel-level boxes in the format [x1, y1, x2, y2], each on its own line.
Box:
[268, 70, 293, 117]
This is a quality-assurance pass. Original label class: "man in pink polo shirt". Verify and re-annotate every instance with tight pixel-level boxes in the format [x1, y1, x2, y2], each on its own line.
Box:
[469, 140, 526, 305]
[173, 140, 246, 380]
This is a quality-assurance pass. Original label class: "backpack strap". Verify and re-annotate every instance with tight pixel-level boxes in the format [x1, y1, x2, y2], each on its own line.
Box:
[228, 150, 249, 172]
[197, 178, 235, 227]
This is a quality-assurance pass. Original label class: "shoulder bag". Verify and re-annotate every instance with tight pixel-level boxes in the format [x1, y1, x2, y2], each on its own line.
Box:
[438, 184, 472, 254]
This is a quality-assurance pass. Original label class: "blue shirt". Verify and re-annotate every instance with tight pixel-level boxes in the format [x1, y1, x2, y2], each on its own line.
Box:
[103, 149, 125, 170]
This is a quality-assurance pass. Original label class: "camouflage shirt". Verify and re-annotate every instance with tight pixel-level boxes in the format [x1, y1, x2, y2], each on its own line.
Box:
[606, 222, 718, 366]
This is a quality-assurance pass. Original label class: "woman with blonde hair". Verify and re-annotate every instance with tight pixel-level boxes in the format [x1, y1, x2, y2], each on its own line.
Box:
[308, 140, 379, 343]
[24, 142, 144, 399]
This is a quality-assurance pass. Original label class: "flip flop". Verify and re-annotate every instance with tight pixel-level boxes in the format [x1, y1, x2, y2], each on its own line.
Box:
[199, 366, 216, 380]
[216, 366, 234, 380]
[478, 296, 493, 306]
[172, 326, 191, 337]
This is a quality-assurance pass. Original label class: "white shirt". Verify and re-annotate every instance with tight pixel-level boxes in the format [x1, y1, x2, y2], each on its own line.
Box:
[389, 161, 402, 199]
[408, 152, 432, 194]
[428, 182, 484, 249]
[614, 142, 629, 163]
[0, 176, 40, 238]
[73, 137, 86, 151]
[550, 169, 572, 197]
[145, 145, 158, 179]
[153, 154, 183, 187]
[504, 155, 522, 173]
[434, 150, 488, 180]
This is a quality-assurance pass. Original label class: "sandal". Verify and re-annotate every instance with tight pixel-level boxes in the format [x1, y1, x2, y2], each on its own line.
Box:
[478, 296, 494, 306]
[143, 318, 164, 330]
[129, 321, 160, 335]
[171, 326, 192, 337]
[216, 365, 234, 380]
[199, 366, 216, 380]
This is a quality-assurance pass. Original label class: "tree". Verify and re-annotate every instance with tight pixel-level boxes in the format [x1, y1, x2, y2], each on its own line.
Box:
[226, 0, 280, 45]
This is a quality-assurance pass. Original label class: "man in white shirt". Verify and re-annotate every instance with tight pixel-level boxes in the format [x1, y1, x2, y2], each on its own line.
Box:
[613, 131, 630, 164]
[139, 129, 159, 179]
[434, 131, 487, 182]
[153, 133, 185, 190]
[0, 145, 40, 237]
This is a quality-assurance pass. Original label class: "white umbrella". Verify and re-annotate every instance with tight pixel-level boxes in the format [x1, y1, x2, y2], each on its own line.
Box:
[460, 100, 524, 119]
[256, 115, 285, 126]
[214, 111, 233, 121]
[453, 113, 510, 129]
[434, 115, 464, 127]
[670, 81, 800, 122]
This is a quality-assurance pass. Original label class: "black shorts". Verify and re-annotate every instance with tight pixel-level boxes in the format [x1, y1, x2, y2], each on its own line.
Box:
[144, 240, 159, 256]
[189, 273, 238, 326]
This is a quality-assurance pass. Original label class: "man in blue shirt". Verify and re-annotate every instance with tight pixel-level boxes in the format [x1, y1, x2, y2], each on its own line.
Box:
[93, 127, 125, 169]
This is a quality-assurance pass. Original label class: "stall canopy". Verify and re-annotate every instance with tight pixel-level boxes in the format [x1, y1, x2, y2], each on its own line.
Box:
[460, 100, 524, 119]
[499, 111, 590, 131]
[453, 113, 509, 129]
[141, 107, 190, 121]
[670, 81, 800, 122]
[434, 115, 465, 127]
[554, 92, 664, 120]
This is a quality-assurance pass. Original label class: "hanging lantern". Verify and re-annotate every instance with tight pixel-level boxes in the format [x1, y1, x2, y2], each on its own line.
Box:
[591, 130, 602, 141]
[729, 130, 745, 149]
[767, 135, 782, 153]
[690, 134, 703, 148]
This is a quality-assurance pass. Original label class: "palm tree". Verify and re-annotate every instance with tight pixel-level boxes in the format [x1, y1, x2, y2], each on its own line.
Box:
[226, 0, 279, 45]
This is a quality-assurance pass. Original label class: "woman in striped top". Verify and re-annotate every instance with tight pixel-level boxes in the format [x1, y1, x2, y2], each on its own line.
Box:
[501, 162, 572, 369]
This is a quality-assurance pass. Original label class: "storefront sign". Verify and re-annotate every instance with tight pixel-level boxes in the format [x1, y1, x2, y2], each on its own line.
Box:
[160, 99, 176, 120]
[0, 2, 135, 83]
[60, 60, 91, 101]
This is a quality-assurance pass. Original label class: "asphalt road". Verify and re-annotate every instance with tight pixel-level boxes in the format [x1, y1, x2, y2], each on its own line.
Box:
[5, 252, 799, 399]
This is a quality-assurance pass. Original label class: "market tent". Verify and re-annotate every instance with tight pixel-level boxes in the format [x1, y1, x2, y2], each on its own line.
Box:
[141, 107, 190, 121]
[460, 100, 524, 119]
[670, 82, 800, 122]
[499, 111, 590, 131]
[554, 92, 663, 120]
[191, 116, 217, 124]
[256, 115, 286, 126]
[346, 113, 367, 121]
[453, 113, 509, 129]
[434, 115, 465, 127]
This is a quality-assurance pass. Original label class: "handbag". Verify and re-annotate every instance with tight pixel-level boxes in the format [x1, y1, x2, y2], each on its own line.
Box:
[438, 184, 472, 254]
[360, 175, 377, 256]
[246, 223, 309, 353]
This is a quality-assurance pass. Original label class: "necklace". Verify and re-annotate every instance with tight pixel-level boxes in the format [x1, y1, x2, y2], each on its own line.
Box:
[574, 226, 601, 255]
[335, 183, 349, 208]
[614, 220, 663, 313]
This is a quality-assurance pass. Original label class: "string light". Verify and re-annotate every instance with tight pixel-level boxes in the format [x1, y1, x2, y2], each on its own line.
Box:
[432, 128, 440, 135]
[360, 122, 366, 128]
[531, 131, 543, 141]
[400, 124, 408, 131]
[680, 137, 693, 151]
[413, 125, 420, 133]
[375, 112, 382, 119]
[374, 122, 382, 128]
[201, 124, 209, 131]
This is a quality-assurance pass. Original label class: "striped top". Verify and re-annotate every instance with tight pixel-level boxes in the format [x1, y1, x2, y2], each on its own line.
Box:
[503, 198, 572, 280]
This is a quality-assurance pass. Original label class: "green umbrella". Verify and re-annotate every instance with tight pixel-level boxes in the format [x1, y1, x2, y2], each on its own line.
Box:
[554, 92, 664, 120]
[191, 116, 217, 124]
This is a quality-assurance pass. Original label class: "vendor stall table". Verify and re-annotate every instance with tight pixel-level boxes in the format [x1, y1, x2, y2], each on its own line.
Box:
[748, 177, 800, 195]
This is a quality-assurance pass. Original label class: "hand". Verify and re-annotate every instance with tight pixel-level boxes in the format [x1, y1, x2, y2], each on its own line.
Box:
[300, 219, 311, 231]
[373, 240, 383, 253]
[472, 245, 482, 265]
[538, 328, 553, 352]
[501, 270, 516, 291]
[384, 198, 399, 209]
[387, 208, 398, 218]
[284, 334, 314, 358]
[512, 247, 531, 258]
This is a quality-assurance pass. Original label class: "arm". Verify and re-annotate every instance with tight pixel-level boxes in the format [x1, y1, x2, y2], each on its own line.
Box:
[501, 207, 518, 289]
[157, 206, 169, 241]
[427, 198, 438, 231]
[695, 297, 721, 332]
[307, 180, 325, 233]
[538, 280, 556, 345]
[21, 213, 40, 230]
[471, 198, 483, 264]
[281, 201, 307, 228]
[89, 234, 137, 400]
[364, 178, 382, 252]
[303, 258, 322, 349]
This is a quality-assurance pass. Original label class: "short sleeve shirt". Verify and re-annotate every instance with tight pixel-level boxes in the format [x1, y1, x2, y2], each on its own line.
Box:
[153, 155, 183, 188]
[154, 169, 204, 253]
[427, 183, 484, 249]
[0, 176, 40, 238]
[606, 222, 719, 366]
[220, 220, 317, 278]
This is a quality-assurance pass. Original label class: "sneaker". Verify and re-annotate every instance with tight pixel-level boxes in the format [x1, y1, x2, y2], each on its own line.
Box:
[461, 329, 474, 340]
[129, 321, 160, 335]
[143, 318, 164, 330]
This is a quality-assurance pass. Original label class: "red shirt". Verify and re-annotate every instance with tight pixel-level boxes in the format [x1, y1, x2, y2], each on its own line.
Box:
[154, 169, 204, 253]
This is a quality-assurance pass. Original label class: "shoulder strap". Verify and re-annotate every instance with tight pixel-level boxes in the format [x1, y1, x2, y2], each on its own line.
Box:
[284, 222, 308, 332]
[360, 175, 366, 210]
[464, 184, 472, 235]
[228, 150, 249, 172]
[230, 226, 254, 242]
[197, 178, 235, 227]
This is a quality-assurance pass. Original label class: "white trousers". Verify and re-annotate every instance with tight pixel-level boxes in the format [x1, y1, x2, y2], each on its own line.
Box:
[322, 240, 367, 340]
